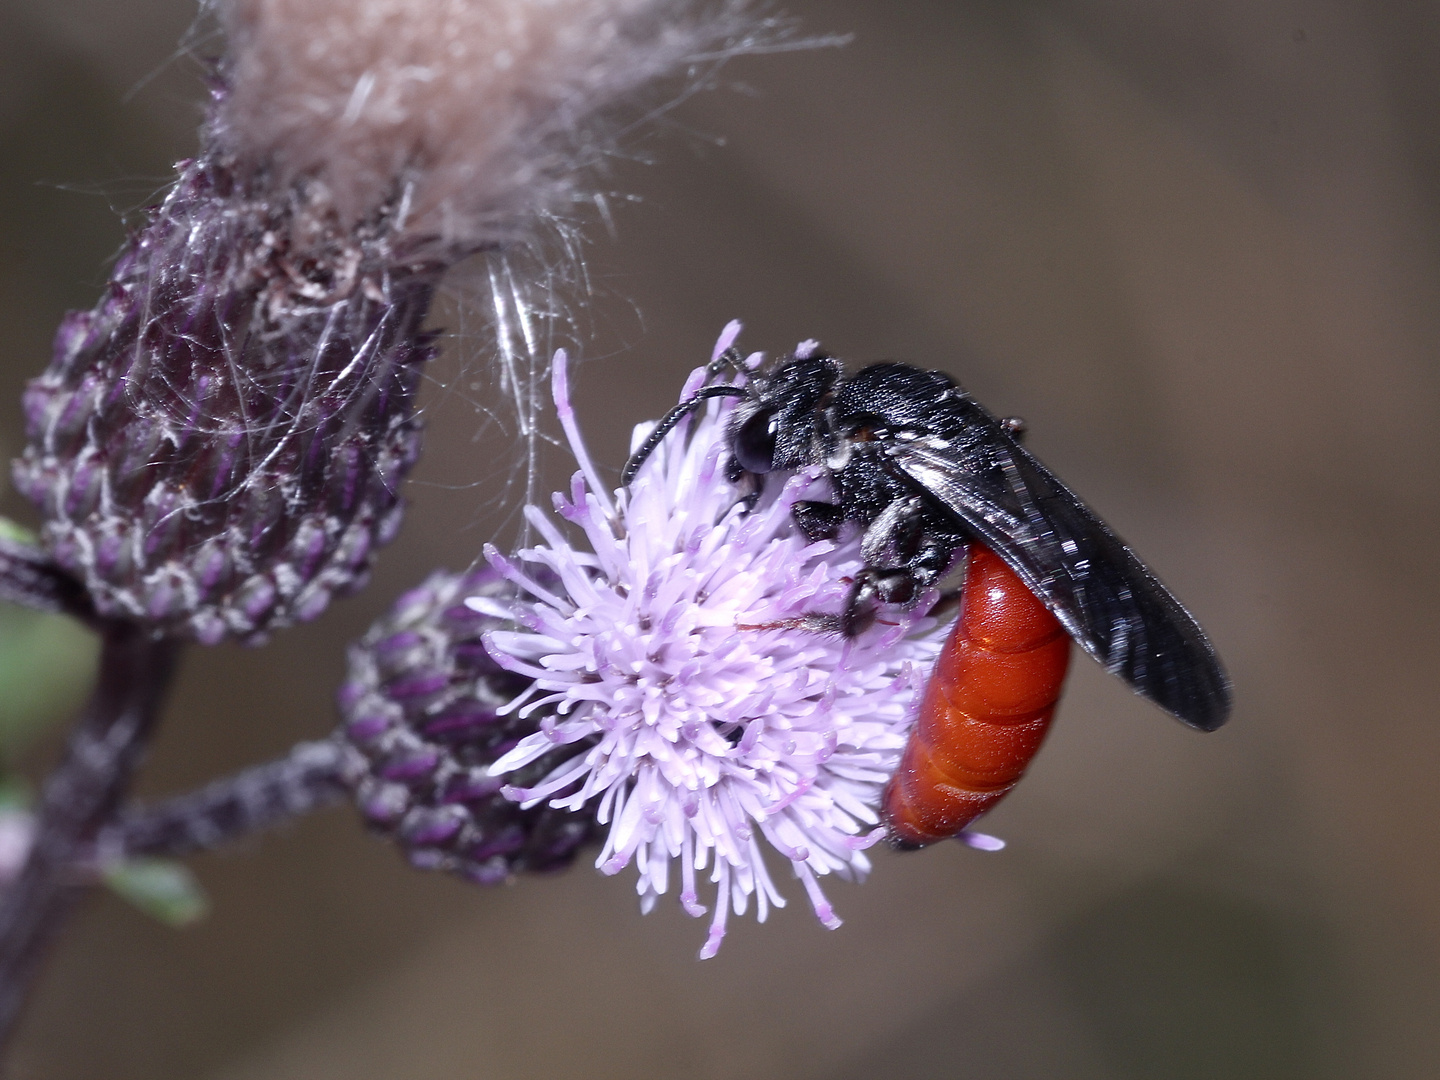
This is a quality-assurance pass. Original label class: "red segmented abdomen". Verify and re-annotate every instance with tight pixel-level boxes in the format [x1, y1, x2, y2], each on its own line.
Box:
[883, 543, 1071, 847]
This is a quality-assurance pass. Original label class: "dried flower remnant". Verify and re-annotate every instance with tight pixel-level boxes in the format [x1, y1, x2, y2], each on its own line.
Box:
[217, 0, 767, 252]
[12, 0, 765, 643]
[336, 566, 600, 882]
[480, 340, 949, 957]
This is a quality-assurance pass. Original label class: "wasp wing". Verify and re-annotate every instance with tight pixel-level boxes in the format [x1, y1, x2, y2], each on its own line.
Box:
[890, 430, 1231, 731]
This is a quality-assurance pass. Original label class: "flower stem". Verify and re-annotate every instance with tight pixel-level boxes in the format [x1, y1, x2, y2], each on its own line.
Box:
[102, 740, 349, 860]
[0, 622, 181, 1050]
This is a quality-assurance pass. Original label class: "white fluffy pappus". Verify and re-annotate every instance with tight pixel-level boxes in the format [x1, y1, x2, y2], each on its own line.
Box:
[215, 0, 767, 251]
[474, 327, 949, 957]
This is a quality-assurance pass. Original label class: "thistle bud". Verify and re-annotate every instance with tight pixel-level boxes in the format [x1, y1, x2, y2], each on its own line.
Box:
[336, 567, 599, 884]
[13, 154, 435, 643]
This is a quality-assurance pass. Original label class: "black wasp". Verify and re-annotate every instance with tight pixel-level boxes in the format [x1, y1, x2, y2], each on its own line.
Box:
[623, 347, 1231, 732]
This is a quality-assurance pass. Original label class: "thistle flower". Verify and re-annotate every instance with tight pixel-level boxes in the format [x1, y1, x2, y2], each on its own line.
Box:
[479, 334, 949, 957]
[12, 0, 766, 643]
[336, 567, 600, 883]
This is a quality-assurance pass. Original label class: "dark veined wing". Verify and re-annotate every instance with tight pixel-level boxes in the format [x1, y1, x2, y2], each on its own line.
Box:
[890, 429, 1232, 732]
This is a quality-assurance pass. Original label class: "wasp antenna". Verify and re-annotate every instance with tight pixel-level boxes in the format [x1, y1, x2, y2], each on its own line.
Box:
[622, 385, 747, 486]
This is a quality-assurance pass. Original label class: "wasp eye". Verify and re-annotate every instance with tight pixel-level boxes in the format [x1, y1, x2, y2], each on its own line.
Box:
[734, 408, 779, 474]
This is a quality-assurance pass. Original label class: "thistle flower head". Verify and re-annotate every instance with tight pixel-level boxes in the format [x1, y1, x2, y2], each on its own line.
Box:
[480, 328, 948, 957]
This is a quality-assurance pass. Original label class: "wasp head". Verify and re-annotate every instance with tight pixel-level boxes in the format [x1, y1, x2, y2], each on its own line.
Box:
[728, 353, 840, 475]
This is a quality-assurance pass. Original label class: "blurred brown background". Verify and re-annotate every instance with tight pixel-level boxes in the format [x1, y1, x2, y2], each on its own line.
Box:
[2, 1, 1439, 1077]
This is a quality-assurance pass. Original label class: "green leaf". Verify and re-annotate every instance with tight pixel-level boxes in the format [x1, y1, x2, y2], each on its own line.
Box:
[0, 604, 98, 757]
[0, 518, 37, 546]
[0, 777, 31, 812]
[103, 859, 209, 927]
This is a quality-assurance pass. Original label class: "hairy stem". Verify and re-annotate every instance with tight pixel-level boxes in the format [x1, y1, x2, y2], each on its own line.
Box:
[0, 623, 180, 1050]
[101, 740, 349, 860]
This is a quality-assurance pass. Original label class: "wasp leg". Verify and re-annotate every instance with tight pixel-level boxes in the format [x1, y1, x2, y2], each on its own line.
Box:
[840, 499, 972, 636]
[821, 496, 922, 635]
[840, 567, 916, 636]
[792, 500, 844, 542]
[860, 496, 925, 568]
[909, 531, 968, 592]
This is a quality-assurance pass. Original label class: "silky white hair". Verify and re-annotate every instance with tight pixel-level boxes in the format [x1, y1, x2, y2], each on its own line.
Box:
[213, 0, 760, 253]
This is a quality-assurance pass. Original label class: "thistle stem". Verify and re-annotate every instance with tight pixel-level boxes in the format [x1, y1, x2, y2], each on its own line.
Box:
[101, 740, 349, 860]
[0, 623, 181, 1050]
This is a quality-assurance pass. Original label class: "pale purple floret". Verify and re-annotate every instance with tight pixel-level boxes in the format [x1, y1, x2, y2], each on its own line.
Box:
[477, 326, 951, 958]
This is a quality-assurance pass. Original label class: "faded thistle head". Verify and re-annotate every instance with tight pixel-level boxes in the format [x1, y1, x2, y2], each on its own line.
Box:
[12, 0, 769, 642]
